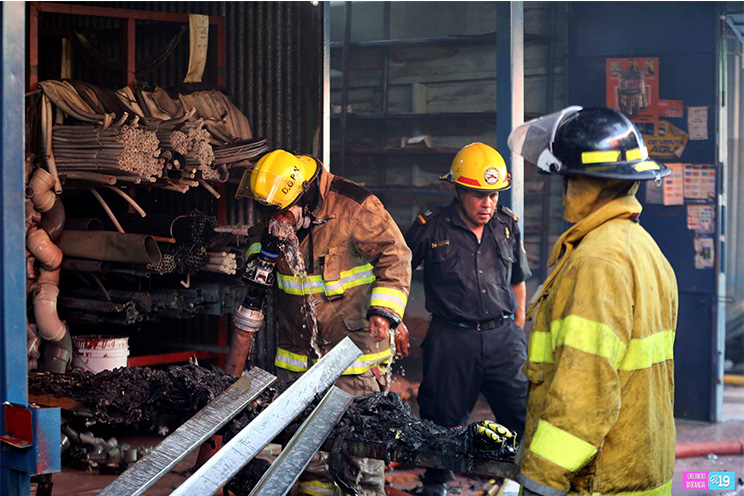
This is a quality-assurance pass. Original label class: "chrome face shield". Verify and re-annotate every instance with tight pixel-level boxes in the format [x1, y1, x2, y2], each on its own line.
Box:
[508, 105, 583, 174]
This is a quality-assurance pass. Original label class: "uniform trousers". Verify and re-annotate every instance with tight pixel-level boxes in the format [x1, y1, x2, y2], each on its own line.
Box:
[277, 368, 385, 496]
[417, 318, 528, 485]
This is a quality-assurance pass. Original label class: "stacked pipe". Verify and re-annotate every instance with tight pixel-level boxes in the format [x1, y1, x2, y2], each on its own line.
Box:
[52, 124, 163, 182]
[155, 119, 219, 182]
[203, 252, 238, 275]
[212, 138, 271, 167]
[57, 297, 141, 326]
[147, 253, 177, 275]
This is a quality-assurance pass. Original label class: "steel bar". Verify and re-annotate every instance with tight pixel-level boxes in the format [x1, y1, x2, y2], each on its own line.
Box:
[172, 337, 362, 496]
[97, 368, 276, 496]
[250, 387, 354, 496]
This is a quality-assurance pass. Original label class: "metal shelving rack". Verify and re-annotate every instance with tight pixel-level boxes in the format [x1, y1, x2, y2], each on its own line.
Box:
[27, 2, 228, 368]
[331, 2, 558, 281]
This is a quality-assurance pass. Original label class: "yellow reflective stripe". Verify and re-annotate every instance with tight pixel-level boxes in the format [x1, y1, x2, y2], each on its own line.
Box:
[582, 150, 621, 164]
[618, 330, 674, 371]
[543, 315, 627, 368]
[306, 347, 393, 375]
[369, 287, 407, 317]
[276, 273, 325, 295]
[529, 318, 673, 371]
[625, 148, 643, 161]
[276, 264, 375, 297]
[274, 348, 309, 372]
[528, 330, 553, 364]
[530, 419, 597, 472]
[341, 348, 392, 375]
[568, 480, 672, 496]
[299, 481, 338, 496]
[634, 160, 661, 172]
[324, 264, 376, 296]
[248, 243, 261, 256]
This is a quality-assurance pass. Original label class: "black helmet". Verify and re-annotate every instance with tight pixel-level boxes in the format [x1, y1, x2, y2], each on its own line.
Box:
[508, 106, 670, 181]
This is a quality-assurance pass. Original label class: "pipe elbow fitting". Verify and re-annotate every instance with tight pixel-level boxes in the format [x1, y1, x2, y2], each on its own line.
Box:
[39, 198, 65, 242]
[27, 226, 63, 271]
[27, 167, 57, 213]
[33, 282, 66, 342]
[37, 267, 60, 286]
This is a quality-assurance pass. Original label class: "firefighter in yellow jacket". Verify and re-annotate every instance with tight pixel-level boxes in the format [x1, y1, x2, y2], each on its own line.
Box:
[235, 149, 412, 496]
[508, 106, 678, 496]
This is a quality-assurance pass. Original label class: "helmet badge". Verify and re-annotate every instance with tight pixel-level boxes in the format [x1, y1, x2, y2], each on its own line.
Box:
[484, 167, 500, 185]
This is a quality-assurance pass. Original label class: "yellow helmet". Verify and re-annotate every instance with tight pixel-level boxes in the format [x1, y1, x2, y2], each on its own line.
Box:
[235, 149, 320, 213]
[440, 142, 511, 191]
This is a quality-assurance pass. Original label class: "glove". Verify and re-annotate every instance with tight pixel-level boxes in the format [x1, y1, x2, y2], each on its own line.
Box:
[473, 420, 517, 449]
[394, 322, 411, 358]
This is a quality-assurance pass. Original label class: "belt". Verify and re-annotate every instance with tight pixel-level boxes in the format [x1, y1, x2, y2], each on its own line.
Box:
[432, 315, 513, 330]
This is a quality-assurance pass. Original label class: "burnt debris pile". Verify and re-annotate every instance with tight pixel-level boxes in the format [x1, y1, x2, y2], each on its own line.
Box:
[335, 392, 467, 462]
[30, 364, 235, 433]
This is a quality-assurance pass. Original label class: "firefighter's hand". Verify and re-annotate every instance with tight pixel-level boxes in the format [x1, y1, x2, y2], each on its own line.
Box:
[472, 420, 517, 448]
[394, 322, 410, 358]
[368, 316, 390, 342]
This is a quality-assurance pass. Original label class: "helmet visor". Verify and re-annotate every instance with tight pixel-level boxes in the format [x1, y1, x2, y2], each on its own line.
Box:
[236, 168, 301, 208]
[508, 106, 583, 173]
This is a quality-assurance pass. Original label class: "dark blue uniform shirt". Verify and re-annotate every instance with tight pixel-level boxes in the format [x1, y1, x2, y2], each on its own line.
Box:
[405, 200, 532, 323]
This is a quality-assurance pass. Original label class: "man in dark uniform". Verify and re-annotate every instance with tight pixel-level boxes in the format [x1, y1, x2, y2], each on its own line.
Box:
[405, 142, 531, 496]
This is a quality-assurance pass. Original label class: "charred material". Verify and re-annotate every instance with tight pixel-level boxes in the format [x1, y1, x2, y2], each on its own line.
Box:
[29, 364, 236, 434]
[31, 366, 516, 489]
[336, 393, 517, 463]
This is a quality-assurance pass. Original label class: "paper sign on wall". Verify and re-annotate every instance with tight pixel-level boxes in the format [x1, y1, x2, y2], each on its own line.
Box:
[694, 236, 715, 269]
[663, 163, 684, 206]
[687, 106, 708, 140]
[683, 164, 716, 202]
[687, 205, 715, 233]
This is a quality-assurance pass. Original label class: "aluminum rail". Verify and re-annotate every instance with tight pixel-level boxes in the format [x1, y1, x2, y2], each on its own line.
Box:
[172, 337, 362, 496]
[250, 386, 354, 496]
[97, 368, 276, 496]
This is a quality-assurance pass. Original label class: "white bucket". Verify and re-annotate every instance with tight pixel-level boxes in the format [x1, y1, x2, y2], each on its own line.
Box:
[72, 335, 129, 373]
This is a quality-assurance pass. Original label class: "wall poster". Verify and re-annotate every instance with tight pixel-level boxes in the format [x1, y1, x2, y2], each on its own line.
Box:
[635, 120, 688, 159]
[662, 163, 684, 205]
[683, 164, 716, 202]
[606, 57, 660, 122]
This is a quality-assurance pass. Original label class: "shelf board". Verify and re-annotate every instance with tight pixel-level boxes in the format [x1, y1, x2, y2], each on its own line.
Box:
[330, 32, 553, 50]
[332, 147, 460, 156]
[332, 111, 495, 121]
[331, 111, 541, 121]
[368, 186, 454, 196]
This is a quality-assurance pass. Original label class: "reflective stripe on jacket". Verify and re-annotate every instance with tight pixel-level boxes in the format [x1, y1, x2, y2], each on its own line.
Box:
[275, 346, 392, 375]
[519, 195, 678, 496]
[250, 170, 411, 374]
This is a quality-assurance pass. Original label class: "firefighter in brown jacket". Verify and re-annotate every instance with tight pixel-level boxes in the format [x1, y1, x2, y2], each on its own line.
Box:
[234, 149, 412, 496]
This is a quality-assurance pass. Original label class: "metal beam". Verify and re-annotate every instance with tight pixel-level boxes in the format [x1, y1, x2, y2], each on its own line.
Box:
[97, 368, 276, 496]
[172, 337, 361, 496]
[496, 1, 524, 231]
[250, 387, 354, 496]
[322, 1, 331, 169]
[1, 3, 38, 495]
